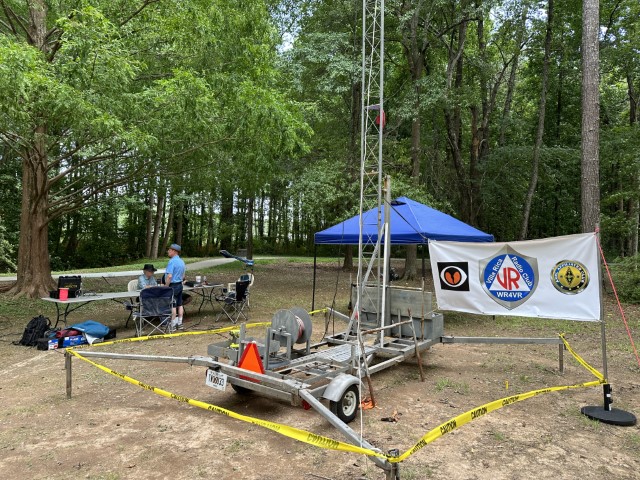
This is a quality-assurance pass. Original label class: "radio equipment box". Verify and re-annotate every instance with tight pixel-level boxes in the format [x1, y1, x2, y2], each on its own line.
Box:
[49, 276, 82, 299]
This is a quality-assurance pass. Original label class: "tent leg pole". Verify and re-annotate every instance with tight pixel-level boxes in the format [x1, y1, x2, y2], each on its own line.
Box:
[312, 244, 317, 311]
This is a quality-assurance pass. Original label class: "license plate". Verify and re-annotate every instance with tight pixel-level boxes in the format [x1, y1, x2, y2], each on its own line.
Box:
[205, 369, 227, 391]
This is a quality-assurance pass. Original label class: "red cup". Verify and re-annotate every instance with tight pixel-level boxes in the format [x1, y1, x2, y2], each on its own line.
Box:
[59, 288, 69, 301]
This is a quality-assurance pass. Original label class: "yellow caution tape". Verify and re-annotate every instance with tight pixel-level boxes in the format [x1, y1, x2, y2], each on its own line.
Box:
[393, 378, 603, 462]
[67, 332, 606, 464]
[308, 308, 328, 316]
[70, 322, 272, 350]
[391, 334, 606, 462]
[559, 333, 605, 381]
[67, 348, 387, 459]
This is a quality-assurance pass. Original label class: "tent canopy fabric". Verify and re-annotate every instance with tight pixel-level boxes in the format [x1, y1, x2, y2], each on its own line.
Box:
[314, 197, 494, 245]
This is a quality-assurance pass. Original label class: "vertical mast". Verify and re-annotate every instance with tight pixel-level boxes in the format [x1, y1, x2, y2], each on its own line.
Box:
[355, 0, 386, 335]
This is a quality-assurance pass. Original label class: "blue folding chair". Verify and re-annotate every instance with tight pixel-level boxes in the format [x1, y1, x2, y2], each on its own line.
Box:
[133, 287, 174, 336]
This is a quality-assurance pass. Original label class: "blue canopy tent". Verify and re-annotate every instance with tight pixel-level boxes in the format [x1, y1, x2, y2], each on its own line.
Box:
[314, 196, 494, 245]
[311, 197, 493, 309]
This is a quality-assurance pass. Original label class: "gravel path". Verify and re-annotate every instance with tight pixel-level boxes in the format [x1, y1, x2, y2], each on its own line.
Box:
[0, 257, 243, 282]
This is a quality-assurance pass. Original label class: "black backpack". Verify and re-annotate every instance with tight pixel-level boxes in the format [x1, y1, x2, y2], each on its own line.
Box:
[14, 315, 51, 347]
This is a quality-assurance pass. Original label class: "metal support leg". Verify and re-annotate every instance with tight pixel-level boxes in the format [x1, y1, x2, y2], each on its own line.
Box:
[385, 450, 400, 480]
[558, 342, 564, 373]
[65, 351, 72, 399]
[298, 389, 390, 472]
[53, 303, 64, 328]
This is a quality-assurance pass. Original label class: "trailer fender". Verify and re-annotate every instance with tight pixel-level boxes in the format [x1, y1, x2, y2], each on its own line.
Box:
[322, 373, 361, 403]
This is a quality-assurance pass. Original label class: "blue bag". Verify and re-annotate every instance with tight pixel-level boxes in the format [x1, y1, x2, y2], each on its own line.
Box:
[69, 320, 110, 338]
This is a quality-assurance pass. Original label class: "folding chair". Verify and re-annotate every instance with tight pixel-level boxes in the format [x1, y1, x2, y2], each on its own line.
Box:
[133, 286, 174, 336]
[227, 273, 254, 308]
[215, 279, 250, 323]
[124, 279, 140, 328]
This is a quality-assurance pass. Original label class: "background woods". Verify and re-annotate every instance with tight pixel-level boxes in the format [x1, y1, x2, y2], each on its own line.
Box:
[0, 0, 639, 297]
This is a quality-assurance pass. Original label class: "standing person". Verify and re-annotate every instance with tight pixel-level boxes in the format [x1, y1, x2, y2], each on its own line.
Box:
[165, 243, 186, 331]
[137, 264, 158, 289]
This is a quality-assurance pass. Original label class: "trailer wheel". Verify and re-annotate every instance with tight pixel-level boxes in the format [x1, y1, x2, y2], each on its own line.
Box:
[231, 384, 251, 394]
[330, 385, 359, 423]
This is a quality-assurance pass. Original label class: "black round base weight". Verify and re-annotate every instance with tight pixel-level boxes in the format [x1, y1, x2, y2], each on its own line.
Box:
[581, 406, 637, 426]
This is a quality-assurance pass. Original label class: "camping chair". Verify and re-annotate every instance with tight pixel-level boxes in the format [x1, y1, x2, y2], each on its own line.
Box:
[215, 279, 250, 323]
[226, 272, 254, 308]
[124, 279, 140, 328]
[133, 286, 174, 336]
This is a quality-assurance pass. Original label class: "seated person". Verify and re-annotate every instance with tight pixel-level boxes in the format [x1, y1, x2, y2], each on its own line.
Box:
[137, 264, 158, 289]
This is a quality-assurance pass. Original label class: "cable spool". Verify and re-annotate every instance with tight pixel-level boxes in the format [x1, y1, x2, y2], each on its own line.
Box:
[271, 307, 313, 345]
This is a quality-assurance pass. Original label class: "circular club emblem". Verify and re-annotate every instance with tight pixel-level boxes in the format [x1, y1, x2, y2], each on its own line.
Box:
[481, 250, 538, 310]
[551, 260, 589, 294]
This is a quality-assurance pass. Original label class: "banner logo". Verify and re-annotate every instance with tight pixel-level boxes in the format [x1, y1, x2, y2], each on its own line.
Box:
[437, 262, 470, 291]
[550, 260, 589, 294]
[479, 246, 538, 310]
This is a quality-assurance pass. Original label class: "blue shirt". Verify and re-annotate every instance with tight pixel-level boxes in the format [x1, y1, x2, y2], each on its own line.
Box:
[137, 274, 157, 290]
[166, 255, 186, 283]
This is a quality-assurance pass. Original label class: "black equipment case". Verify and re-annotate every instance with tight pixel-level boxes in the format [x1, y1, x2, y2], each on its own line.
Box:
[49, 275, 82, 299]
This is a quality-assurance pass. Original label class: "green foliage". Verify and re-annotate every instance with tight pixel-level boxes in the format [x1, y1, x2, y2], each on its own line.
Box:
[0, 0, 312, 279]
[600, 124, 640, 254]
[1, 0, 640, 274]
[481, 146, 581, 241]
[0, 220, 15, 272]
[608, 255, 640, 303]
[0, 157, 20, 257]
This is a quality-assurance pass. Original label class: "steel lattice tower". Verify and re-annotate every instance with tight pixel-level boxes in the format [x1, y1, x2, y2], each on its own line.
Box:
[352, 0, 388, 338]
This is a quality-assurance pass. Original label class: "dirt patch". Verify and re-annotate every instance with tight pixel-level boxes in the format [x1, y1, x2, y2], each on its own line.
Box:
[1, 260, 639, 479]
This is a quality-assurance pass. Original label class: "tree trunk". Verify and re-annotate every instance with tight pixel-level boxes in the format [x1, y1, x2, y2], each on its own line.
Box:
[629, 75, 639, 255]
[144, 192, 153, 257]
[628, 72, 637, 126]
[175, 201, 184, 246]
[556, 31, 564, 142]
[10, 1, 55, 297]
[500, 58, 518, 148]
[64, 214, 80, 261]
[161, 202, 174, 253]
[630, 189, 639, 256]
[291, 196, 300, 249]
[402, 3, 426, 281]
[499, 6, 528, 147]
[581, 0, 600, 233]
[219, 186, 234, 251]
[206, 197, 215, 253]
[236, 194, 246, 249]
[267, 187, 276, 245]
[150, 188, 166, 259]
[281, 195, 290, 250]
[404, 245, 417, 280]
[342, 245, 353, 271]
[11, 139, 55, 297]
[343, 73, 360, 271]
[444, 19, 471, 223]
[246, 196, 254, 259]
[258, 190, 266, 240]
[520, 0, 553, 240]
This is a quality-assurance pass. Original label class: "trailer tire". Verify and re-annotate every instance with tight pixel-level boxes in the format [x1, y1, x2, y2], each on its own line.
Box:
[329, 384, 359, 423]
[231, 384, 251, 394]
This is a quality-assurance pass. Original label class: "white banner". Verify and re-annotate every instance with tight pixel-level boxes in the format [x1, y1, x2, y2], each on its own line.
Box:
[429, 233, 601, 321]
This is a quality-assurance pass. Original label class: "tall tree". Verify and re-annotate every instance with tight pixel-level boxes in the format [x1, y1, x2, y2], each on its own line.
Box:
[581, 0, 600, 232]
[520, 0, 553, 239]
[0, 1, 308, 296]
[397, 0, 431, 280]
